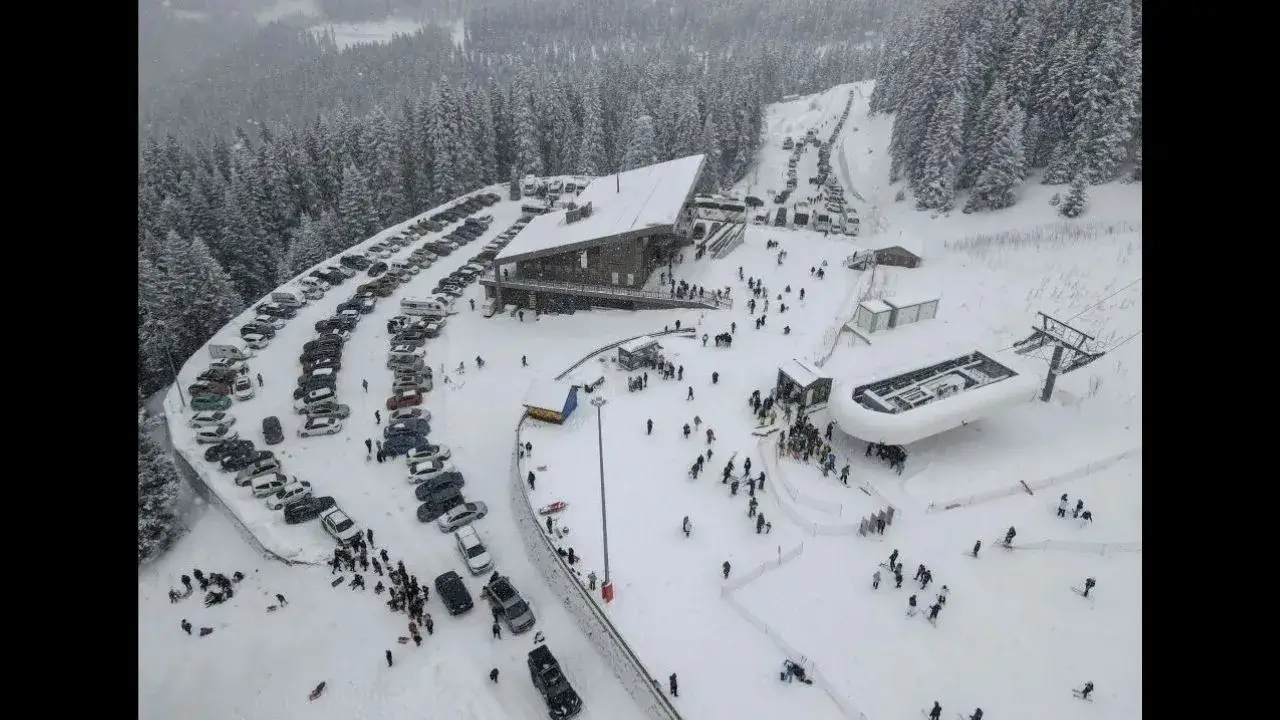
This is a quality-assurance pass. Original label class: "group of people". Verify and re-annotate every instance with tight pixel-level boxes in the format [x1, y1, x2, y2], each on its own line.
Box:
[169, 568, 286, 639]
[866, 441, 908, 475]
[1056, 493, 1094, 525]
[873, 549, 951, 626]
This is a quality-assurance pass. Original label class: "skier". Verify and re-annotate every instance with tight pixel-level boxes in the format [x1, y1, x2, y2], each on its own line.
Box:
[927, 602, 941, 622]
[906, 594, 918, 616]
[722, 561, 731, 579]
[492, 622, 502, 639]
[682, 516, 692, 537]
[683, 423, 691, 439]
[181, 619, 192, 635]
[1058, 494, 1069, 518]
[929, 701, 942, 720]
[385, 649, 393, 667]
[668, 673, 679, 698]
[972, 540, 982, 557]
[936, 585, 949, 605]
[1073, 499, 1085, 519]
[1082, 577, 1096, 598]
[1004, 526, 1017, 546]
[362, 379, 369, 393]
[647, 419, 653, 435]
[687, 386, 694, 400]
[889, 549, 899, 567]
[872, 570, 881, 590]
[915, 564, 926, 581]
[1076, 681, 1094, 700]
[522, 355, 528, 367]
[490, 668, 499, 683]
[969, 709, 983, 720]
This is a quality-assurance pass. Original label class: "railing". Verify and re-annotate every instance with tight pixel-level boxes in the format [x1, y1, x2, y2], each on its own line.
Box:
[481, 276, 733, 309]
[925, 446, 1142, 512]
[1013, 540, 1142, 555]
[711, 224, 746, 259]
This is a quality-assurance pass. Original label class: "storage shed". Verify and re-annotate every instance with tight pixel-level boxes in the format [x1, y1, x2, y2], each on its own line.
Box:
[884, 295, 939, 328]
[853, 300, 894, 334]
[616, 336, 663, 371]
[522, 381, 580, 424]
[776, 358, 833, 410]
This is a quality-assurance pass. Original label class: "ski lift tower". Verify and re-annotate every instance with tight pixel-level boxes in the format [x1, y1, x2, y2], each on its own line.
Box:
[1011, 312, 1107, 402]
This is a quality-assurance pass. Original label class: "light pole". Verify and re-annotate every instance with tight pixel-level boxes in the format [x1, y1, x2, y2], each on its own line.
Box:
[590, 395, 613, 602]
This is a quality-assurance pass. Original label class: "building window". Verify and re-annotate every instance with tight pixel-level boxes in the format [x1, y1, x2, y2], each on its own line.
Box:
[626, 273, 634, 286]
[611, 272, 619, 285]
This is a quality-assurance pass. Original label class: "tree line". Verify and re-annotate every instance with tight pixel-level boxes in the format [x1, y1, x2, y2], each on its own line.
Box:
[870, 0, 1141, 215]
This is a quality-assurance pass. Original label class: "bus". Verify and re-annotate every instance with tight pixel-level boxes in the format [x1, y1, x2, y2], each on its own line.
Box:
[690, 195, 748, 224]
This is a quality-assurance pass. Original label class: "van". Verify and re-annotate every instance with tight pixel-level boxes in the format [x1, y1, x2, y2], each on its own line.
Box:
[402, 298, 448, 316]
[481, 298, 499, 318]
[813, 214, 831, 232]
[520, 175, 539, 195]
[209, 343, 252, 361]
[251, 472, 289, 498]
[272, 290, 306, 308]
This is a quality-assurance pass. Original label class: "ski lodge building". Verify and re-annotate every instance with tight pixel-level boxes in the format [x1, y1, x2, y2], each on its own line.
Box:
[480, 154, 733, 313]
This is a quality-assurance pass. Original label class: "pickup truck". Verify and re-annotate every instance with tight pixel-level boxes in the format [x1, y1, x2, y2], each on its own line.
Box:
[527, 645, 582, 719]
[482, 575, 536, 633]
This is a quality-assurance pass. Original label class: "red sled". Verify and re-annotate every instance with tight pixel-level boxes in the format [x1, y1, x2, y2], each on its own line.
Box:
[538, 501, 569, 516]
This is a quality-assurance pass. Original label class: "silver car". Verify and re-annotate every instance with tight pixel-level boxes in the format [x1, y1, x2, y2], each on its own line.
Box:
[437, 501, 489, 532]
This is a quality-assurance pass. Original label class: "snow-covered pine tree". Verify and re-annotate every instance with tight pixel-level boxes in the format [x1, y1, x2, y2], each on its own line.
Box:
[958, 79, 1009, 191]
[364, 106, 400, 224]
[621, 115, 658, 171]
[509, 169, 521, 201]
[186, 235, 246, 341]
[671, 90, 703, 160]
[395, 97, 421, 218]
[279, 213, 330, 281]
[698, 111, 723, 192]
[429, 81, 460, 200]
[963, 103, 1026, 213]
[337, 163, 380, 251]
[914, 90, 966, 211]
[512, 76, 543, 177]
[470, 85, 499, 186]
[138, 425, 182, 564]
[1059, 171, 1089, 217]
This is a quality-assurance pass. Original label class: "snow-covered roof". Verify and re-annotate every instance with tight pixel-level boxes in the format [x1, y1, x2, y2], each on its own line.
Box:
[859, 299, 893, 314]
[496, 155, 705, 263]
[522, 380, 573, 411]
[827, 351, 1041, 446]
[779, 358, 825, 387]
[883, 294, 938, 310]
[618, 335, 660, 354]
[868, 233, 922, 257]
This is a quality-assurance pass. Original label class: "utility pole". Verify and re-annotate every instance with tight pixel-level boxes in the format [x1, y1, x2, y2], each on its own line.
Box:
[590, 395, 613, 602]
[1012, 312, 1106, 402]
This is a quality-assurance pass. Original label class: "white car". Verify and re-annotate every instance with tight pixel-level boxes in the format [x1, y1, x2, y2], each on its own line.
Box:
[454, 525, 494, 575]
[195, 425, 239, 444]
[298, 416, 343, 437]
[390, 407, 431, 423]
[242, 333, 271, 350]
[254, 315, 287, 330]
[406, 459, 456, 484]
[264, 480, 313, 510]
[210, 358, 249, 374]
[233, 376, 256, 401]
[321, 507, 361, 544]
[189, 411, 235, 428]
[438, 502, 489, 532]
[405, 444, 451, 465]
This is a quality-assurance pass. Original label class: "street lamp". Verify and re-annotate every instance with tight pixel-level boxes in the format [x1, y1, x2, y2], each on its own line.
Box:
[590, 395, 613, 602]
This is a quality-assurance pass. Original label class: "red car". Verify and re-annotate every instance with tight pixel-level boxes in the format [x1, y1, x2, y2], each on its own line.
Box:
[189, 381, 232, 397]
[386, 390, 424, 410]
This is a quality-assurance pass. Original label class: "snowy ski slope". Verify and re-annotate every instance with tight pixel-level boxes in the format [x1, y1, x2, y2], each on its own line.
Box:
[142, 81, 1141, 720]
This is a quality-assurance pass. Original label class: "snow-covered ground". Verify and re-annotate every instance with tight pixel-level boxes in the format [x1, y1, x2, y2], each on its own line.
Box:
[145, 80, 1140, 720]
[304, 15, 466, 50]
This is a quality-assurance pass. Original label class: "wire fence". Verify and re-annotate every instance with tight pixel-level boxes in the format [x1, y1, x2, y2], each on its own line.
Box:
[1014, 540, 1142, 555]
[757, 438, 877, 538]
[925, 446, 1142, 512]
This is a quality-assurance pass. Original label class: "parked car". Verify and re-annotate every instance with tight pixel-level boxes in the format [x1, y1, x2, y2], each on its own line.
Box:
[438, 501, 489, 532]
[265, 480, 313, 510]
[293, 378, 337, 399]
[188, 381, 231, 398]
[389, 407, 431, 423]
[385, 419, 431, 439]
[455, 526, 494, 575]
[299, 417, 343, 437]
[367, 261, 388, 277]
[416, 486, 465, 522]
[234, 456, 282, 485]
[284, 495, 336, 524]
[482, 574, 536, 633]
[303, 338, 344, 354]
[189, 411, 235, 428]
[407, 458, 456, 483]
[383, 433, 427, 457]
[221, 449, 273, 473]
[320, 507, 361, 544]
[413, 471, 465, 499]
[233, 376, 256, 401]
[262, 416, 284, 445]
[386, 390, 424, 410]
[434, 571, 474, 615]
[341, 255, 371, 270]
[405, 443, 451, 464]
[241, 322, 276, 338]
[250, 472, 290, 498]
[242, 333, 270, 350]
[304, 402, 351, 420]
[195, 424, 239, 444]
[204, 438, 253, 462]
[391, 376, 431, 394]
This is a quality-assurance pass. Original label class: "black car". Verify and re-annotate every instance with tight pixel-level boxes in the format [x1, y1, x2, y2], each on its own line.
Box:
[383, 433, 426, 457]
[340, 255, 371, 270]
[416, 489, 465, 523]
[257, 304, 297, 319]
[284, 495, 337, 524]
[293, 378, 338, 399]
[204, 439, 254, 463]
[299, 346, 341, 362]
[385, 419, 431, 439]
[302, 337, 344, 353]
[221, 449, 274, 472]
[434, 571, 474, 615]
[336, 299, 363, 314]
[241, 322, 277, 338]
[367, 262, 388, 277]
[302, 357, 342, 373]
[414, 471, 465, 500]
[263, 416, 284, 445]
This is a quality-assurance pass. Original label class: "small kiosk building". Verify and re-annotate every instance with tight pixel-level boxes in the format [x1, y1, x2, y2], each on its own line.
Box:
[522, 381, 580, 424]
[616, 336, 663, 371]
[776, 359, 833, 410]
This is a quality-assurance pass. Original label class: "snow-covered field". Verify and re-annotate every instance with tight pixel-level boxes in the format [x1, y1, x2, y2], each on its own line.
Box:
[143, 81, 1141, 720]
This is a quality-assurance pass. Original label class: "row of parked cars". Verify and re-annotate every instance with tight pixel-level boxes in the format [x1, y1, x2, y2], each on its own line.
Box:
[187, 354, 257, 416]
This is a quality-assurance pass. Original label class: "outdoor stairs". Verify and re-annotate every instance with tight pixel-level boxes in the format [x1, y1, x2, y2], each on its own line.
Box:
[480, 276, 733, 310]
[709, 222, 747, 259]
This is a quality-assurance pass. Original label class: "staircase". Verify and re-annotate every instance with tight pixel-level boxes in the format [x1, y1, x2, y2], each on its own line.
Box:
[708, 223, 747, 259]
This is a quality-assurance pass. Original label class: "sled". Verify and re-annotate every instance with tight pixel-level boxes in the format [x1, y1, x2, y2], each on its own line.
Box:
[1071, 586, 1095, 600]
[199, 627, 214, 637]
[267, 605, 279, 612]
[331, 576, 345, 588]
[397, 636, 411, 645]
[538, 501, 569, 516]
[1072, 690, 1094, 702]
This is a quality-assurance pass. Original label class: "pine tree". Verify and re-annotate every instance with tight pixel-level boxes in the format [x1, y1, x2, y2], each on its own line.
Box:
[186, 235, 246, 340]
[698, 111, 723, 192]
[958, 80, 1008, 191]
[512, 82, 543, 176]
[914, 91, 966, 212]
[337, 164, 380, 251]
[621, 115, 658, 171]
[1058, 172, 1089, 218]
[279, 213, 330, 280]
[577, 75, 607, 176]
[964, 103, 1027, 213]
[138, 425, 182, 564]
[671, 90, 703, 159]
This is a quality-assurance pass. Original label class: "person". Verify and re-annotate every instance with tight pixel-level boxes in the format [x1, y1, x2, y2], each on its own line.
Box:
[1004, 526, 1016, 545]
[385, 649, 393, 667]
[1078, 681, 1094, 700]
[972, 540, 982, 557]
[937, 585, 949, 605]
[276, 593, 288, 606]
[668, 673, 678, 697]
[1058, 493, 1069, 518]
[647, 419, 653, 435]
[256, 372, 264, 387]
[928, 602, 941, 621]
[362, 379, 369, 392]
[522, 355, 528, 367]
[1082, 577, 1096, 598]
[309, 682, 326, 700]
[527, 471, 536, 490]
[929, 701, 942, 720]
[492, 622, 502, 639]
[872, 570, 881, 590]
[587, 571, 598, 591]
[181, 619, 192, 635]
[682, 516, 691, 538]
[969, 709, 983, 720]
[722, 561, 731, 579]
[490, 668, 499, 683]
[469, 298, 475, 310]
[906, 594, 918, 616]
